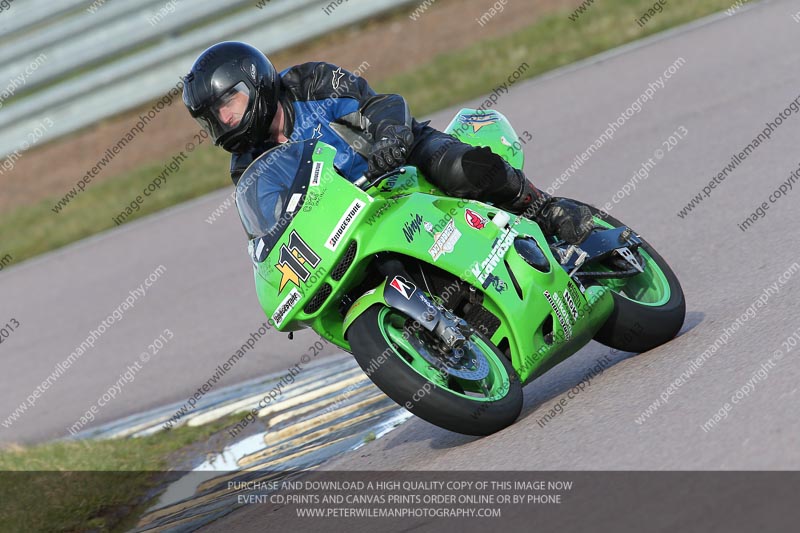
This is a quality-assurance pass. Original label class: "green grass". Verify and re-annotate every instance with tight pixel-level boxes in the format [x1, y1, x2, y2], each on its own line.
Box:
[1, 0, 735, 268]
[0, 413, 243, 532]
[1, 145, 229, 263]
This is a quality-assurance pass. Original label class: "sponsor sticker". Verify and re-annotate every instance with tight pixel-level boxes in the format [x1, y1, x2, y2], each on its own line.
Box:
[250, 237, 269, 263]
[428, 218, 462, 261]
[568, 280, 585, 301]
[483, 274, 507, 293]
[272, 287, 302, 327]
[458, 112, 498, 133]
[286, 193, 302, 213]
[465, 208, 487, 230]
[326, 199, 365, 251]
[544, 289, 572, 340]
[302, 190, 322, 212]
[472, 229, 518, 283]
[563, 287, 579, 320]
[389, 275, 416, 300]
[310, 161, 324, 186]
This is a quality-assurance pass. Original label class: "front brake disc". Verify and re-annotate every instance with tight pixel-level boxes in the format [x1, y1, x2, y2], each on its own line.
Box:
[407, 332, 491, 381]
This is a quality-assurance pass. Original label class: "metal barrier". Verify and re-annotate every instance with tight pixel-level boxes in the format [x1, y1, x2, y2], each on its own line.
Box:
[0, 0, 416, 158]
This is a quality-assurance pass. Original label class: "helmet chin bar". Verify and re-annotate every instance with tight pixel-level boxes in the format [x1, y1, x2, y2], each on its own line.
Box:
[218, 105, 257, 152]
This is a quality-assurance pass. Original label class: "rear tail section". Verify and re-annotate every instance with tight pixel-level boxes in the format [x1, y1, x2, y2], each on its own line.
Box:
[444, 108, 525, 169]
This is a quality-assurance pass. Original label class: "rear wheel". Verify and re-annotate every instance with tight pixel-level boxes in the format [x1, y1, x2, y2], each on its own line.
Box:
[570, 201, 686, 352]
[348, 306, 522, 436]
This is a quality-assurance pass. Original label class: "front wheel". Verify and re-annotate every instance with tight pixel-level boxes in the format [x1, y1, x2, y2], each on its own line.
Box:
[572, 201, 686, 353]
[348, 306, 522, 436]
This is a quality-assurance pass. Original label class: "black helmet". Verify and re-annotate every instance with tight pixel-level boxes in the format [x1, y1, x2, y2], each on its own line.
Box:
[182, 41, 280, 153]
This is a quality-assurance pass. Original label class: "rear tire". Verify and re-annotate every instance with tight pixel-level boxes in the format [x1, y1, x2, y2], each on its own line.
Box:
[348, 306, 522, 436]
[571, 201, 686, 352]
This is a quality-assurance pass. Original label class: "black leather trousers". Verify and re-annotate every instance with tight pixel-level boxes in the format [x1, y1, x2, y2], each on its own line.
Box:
[406, 119, 534, 208]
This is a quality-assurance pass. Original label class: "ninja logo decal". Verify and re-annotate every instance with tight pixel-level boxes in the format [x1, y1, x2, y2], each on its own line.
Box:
[276, 230, 321, 292]
[402, 213, 424, 243]
[389, 276, 416, 300]
[465, 208, 487, 230]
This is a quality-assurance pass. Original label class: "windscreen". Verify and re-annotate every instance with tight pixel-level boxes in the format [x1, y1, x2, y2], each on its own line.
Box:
[235, 140, 315, 261]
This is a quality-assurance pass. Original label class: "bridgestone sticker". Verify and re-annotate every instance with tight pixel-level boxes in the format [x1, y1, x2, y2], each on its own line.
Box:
[272, 287, 302, 327]
[311, 161, 324, 186]
[326, 199, 365, 251]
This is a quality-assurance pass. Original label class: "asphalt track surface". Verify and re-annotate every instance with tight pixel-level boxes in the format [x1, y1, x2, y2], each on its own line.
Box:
[1, 0, 798, 492]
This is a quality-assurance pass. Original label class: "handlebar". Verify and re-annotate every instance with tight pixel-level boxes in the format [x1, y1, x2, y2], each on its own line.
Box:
[356, 167, 407, 191]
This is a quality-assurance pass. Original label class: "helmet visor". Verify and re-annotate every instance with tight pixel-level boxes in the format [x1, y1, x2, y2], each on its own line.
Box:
[212, 81, 251, 132]
[195, 81, 252, 141]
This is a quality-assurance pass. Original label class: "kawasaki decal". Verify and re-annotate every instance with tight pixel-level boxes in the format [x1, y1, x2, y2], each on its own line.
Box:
[472, 229, 518, 284]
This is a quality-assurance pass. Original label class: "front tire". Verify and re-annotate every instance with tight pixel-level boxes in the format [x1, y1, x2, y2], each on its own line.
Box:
[348, 306, 522, 436]
[572, 201, 686, 352]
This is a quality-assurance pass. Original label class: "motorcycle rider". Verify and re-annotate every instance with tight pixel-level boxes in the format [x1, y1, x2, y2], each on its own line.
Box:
[182, 41, 593, 244]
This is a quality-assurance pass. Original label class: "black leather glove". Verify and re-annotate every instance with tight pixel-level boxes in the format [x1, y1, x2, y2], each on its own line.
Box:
[366, 125, 414, 179]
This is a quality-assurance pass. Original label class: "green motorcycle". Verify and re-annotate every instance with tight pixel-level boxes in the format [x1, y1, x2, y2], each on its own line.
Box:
[235, 108, 685, 436]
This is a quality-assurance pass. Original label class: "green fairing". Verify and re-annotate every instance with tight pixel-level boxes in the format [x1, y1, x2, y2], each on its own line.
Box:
[244, 109, 624, 384]
[341, 280, 387, 333]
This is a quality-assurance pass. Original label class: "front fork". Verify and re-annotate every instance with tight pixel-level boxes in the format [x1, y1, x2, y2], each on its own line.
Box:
[376, 255, 471, 357]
